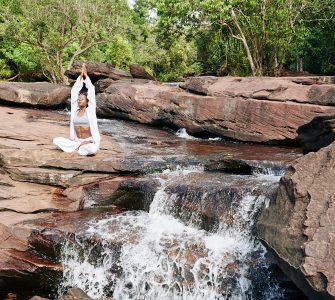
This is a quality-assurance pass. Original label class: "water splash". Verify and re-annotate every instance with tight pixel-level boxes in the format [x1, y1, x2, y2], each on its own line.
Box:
[59, 237, 119, 298]
[59, 169, 284, 299]
[176, 128, 200, 140]
[250, 161, 287, 177]
[161, 164, 205, 174]
[208, 137, 223, 141]
[175, 128, 224, 142]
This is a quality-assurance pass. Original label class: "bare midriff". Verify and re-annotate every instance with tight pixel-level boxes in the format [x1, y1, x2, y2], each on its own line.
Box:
[75, 126, 92, 139]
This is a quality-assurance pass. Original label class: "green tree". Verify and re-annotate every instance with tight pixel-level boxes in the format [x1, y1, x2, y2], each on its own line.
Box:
[0, 0, 131, 83]
[104, 37, 134, 69]
[149, 0, 333, 76]
[289, 0, 335, 75]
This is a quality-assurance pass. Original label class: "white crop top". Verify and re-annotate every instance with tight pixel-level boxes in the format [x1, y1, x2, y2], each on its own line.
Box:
[73, 111, 89, 126]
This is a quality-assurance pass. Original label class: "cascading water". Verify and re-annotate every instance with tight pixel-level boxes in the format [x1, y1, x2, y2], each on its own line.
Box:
[59, 167, 284, 299]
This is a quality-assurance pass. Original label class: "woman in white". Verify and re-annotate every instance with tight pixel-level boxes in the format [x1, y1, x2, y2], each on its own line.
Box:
[53, 63, 100, 156]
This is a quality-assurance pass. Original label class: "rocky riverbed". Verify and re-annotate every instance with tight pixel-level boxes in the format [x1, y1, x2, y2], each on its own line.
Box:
[0, 62, 334, 300]
[0, 105, 303, 299]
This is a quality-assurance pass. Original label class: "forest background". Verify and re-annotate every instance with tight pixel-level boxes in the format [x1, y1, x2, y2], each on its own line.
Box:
[0, 0, 334, 83]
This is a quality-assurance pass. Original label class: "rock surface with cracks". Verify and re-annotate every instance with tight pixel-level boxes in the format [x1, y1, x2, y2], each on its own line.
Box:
[257, 141, 335, 300]
[95, 76, 335, 144]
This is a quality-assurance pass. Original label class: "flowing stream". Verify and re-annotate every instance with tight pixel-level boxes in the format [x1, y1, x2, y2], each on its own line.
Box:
[58, 166, 285, 299]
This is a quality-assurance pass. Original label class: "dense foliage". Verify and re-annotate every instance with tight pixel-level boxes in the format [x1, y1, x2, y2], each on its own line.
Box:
[0, 0, 334, 82]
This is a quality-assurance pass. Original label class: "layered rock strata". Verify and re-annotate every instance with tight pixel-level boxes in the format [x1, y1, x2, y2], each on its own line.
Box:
[95, 76, 335, 144]
[257, 141, 335, 300]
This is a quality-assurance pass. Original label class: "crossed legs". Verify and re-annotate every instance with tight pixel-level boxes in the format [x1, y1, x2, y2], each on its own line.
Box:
[53, 137, 98, 156]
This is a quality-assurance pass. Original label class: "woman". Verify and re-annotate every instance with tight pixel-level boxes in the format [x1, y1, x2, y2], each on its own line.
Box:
[53, 63, 100, 156]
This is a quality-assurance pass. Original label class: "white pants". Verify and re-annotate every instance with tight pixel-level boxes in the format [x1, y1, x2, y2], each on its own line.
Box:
[53, 137, 98, 156]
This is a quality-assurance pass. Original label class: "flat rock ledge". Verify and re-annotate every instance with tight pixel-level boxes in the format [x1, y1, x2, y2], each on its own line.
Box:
[95, 76, 335, 145]
[0, 82, 70, 107]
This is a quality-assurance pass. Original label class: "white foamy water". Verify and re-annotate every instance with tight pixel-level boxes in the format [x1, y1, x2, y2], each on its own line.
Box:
[250, 161, 287, 177]
[59, 169, 284, 299]
[175, 128, 224, 142]
[161, 164, 205, 174]
[176, 128, 199, 140]
[208, 137, 223, 141]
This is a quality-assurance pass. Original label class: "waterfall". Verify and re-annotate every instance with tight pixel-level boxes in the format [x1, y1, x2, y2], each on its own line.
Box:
[59, 167, 284, 299]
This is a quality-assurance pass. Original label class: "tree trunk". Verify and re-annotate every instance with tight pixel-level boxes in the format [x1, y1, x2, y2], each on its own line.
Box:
[230, 9, 257, 76]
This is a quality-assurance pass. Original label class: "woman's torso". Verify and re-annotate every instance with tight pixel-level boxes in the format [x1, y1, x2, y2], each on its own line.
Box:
[74, 110, 92, 139]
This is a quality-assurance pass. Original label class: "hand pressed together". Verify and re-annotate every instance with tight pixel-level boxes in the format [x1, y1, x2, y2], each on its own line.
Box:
[80, 63, 88, 79]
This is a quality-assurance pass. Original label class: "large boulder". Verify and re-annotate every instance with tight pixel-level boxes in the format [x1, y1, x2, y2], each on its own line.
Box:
[0, 82, 70, 107]
[95, 79, 335, 144]
[257, 141, 335, 300]
[129, 64, 156, 81]
[180, 76, 335, 106]
[65, 61, 132, 81]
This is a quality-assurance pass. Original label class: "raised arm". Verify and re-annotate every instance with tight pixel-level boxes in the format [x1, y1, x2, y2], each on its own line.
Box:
[83, 75, 96, 109]
[81, 63, 96, 110]
[71, 76, 84, 106]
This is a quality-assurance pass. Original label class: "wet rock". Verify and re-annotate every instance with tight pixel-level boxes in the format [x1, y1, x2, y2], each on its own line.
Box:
[59, 171, 279, 231]
[100, 117, 302, 167]
[1, 210, 121, 295]
[0, 223, 61, 289]
[59, 287, 93, 300]
[95, 79, 335, 144]
[297, 114, 335, 153]
[62, 176, 160, 210]
[257, 141, 335, 300]
[0, 82, 70, 107]
[21, 208, 125, 264]
[65, 61, 132, 81]
[161, 172, 278, 230]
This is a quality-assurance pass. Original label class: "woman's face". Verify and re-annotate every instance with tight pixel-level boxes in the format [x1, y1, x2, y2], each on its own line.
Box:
[77, 94, 88, 108]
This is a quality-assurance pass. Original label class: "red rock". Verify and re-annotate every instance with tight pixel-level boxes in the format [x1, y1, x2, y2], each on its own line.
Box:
[0, 223, 61, 279]
[257, 141, 335, 300]
[181, 76, 335, 106]
[94, 78, 115, 93]
[0, 82, 70, 107]
[129, 64, 156, 81]
[96, 79, 335, 144]
[65, 61, 132, 81]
